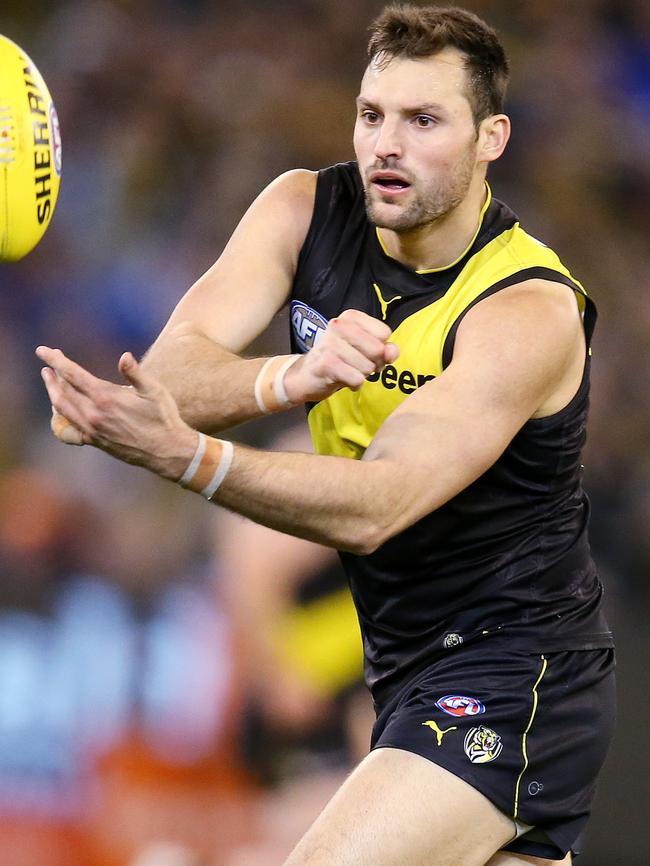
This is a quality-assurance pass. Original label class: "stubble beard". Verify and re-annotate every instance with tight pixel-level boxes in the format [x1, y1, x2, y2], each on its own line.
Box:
[364, 144, 477, 234]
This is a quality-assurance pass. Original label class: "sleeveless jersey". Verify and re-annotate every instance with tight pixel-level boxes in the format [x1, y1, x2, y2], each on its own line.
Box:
[289, 161, 613, 705]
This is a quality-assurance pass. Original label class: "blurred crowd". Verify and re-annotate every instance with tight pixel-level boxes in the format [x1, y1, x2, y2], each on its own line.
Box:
[0, 1, 649, 864]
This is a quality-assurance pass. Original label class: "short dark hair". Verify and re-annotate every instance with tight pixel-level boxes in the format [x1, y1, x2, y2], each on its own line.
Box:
[367, 4, 510, 125]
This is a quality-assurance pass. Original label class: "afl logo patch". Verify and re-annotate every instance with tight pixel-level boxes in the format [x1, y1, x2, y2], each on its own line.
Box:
[291, 301, 328, 353]
[435, 695, 485, 718]
[464, 725, 503, 764]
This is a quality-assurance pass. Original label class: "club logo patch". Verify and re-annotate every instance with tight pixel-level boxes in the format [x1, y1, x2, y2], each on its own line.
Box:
[443, 633, 463, 649]
[463, 725, 503, 764]
[290, 301, 328, 353]
[435, 695, 486, 718]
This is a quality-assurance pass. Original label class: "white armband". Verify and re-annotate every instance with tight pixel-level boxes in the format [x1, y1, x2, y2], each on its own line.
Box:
[178, 432, 234, 500]
[254, 354, 301, 414]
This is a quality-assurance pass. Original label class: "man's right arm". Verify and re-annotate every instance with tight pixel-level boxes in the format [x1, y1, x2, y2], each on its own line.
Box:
[140, 169, 314, 433]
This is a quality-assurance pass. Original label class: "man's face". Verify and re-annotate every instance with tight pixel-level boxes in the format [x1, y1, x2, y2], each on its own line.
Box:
[353, 48, 481, 233]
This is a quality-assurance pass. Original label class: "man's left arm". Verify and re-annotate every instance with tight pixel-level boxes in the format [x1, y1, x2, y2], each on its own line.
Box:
[36, 280, 585, 554]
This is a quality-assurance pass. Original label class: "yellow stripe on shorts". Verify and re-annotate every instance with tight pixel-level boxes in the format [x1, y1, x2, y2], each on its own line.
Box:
[513, 654, 548, 819]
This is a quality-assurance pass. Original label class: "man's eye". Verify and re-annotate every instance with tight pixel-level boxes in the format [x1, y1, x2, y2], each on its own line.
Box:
[362, 111, 380, 123]
[415, 115, 436, 128]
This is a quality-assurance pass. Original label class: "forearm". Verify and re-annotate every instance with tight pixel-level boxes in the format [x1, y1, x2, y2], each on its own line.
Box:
[176, 396, 497, 554]
[142, 323, 294, 433]
[141, 308, 400, 434]
[206, 444, 395, 555]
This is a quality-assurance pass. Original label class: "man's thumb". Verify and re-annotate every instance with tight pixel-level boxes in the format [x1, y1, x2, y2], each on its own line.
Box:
[119, 352, 150, 393]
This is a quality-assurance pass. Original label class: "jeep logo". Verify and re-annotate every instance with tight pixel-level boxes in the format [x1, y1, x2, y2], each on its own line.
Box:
[366, 365, 435, 394]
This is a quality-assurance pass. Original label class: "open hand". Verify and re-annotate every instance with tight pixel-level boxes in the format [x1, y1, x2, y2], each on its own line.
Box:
[36, 347, 197, 480]
[284, 309, 399, 404]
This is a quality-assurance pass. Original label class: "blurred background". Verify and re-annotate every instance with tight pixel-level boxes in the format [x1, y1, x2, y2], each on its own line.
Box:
[0, 0, 648, 864]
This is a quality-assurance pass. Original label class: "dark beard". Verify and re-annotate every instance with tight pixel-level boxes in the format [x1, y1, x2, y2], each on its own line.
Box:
[364, 185, 466, 233]
[363, 151, 476, 234]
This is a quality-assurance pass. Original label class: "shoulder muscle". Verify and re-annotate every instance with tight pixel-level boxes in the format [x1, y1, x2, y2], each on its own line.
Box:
[449, 278, 585, 421]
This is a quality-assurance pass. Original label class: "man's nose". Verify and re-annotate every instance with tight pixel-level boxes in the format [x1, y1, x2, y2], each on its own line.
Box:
[374, 120, 403, 161]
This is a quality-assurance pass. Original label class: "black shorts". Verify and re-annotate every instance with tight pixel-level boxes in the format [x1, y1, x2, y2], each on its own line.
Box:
[370, 645, 616, 860]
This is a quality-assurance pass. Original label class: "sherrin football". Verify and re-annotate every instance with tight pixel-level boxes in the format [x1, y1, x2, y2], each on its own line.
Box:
[0, 34, 62, 262]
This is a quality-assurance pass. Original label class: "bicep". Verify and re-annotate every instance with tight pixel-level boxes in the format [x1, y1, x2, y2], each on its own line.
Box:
[363, 281, 584, 530]
[157, 169, 317, 353]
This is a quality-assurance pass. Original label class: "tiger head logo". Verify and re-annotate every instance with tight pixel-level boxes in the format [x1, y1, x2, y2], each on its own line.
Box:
[464, 725, 503, 764]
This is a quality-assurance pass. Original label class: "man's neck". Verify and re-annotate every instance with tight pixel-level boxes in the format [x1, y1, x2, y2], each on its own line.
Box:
[377, 176, 489, 272]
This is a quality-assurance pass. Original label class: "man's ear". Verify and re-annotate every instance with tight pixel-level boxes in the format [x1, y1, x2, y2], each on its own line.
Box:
[478, 114, 511, 163]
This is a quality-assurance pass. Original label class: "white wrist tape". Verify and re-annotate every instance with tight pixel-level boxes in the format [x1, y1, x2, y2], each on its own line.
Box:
[178, 431, 206, 486]
[201, 440, 234, 500]
[178, 432, 234, 500]
[254, 354, 301, 414]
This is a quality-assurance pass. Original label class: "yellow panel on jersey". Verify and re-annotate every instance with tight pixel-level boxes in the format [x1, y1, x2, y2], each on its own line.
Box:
[308, 223, 588, 459]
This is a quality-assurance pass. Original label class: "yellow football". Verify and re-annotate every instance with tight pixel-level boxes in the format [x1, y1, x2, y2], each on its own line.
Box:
[0, 34, 62, 262]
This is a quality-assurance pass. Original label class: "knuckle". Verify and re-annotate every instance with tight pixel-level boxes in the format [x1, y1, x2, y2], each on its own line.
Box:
[327, 318, 343, 337]
[87, 409, 103, 429]
[94, 388, 114, 412]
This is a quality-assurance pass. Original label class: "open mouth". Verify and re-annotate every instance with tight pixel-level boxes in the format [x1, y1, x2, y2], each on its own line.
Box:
[374, 178, 410, 190]
[370, 173, 412, 194]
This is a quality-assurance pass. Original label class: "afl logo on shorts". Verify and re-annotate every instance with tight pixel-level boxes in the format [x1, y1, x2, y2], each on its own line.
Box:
[291, 301, 328, 353]
[435, 695, 486, 718]
[464, 725, 503, 764]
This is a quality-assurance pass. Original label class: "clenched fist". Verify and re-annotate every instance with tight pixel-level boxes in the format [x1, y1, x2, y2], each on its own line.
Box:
[284, 309, 399, 404]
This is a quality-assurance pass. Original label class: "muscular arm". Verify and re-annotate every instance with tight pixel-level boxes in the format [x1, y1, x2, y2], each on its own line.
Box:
[38, 280, 585, 554]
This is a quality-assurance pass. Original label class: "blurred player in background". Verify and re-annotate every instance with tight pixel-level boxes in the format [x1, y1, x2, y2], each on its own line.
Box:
[217, 425, 374, 866]
[37, 4, 615, 865]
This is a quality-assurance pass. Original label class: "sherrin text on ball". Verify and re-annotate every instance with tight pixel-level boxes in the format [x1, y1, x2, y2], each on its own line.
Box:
[0, 34, 61, 262]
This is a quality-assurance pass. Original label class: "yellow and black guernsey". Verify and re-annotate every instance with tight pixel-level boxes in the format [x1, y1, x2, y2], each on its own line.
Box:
[290, 161, 613, 707]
